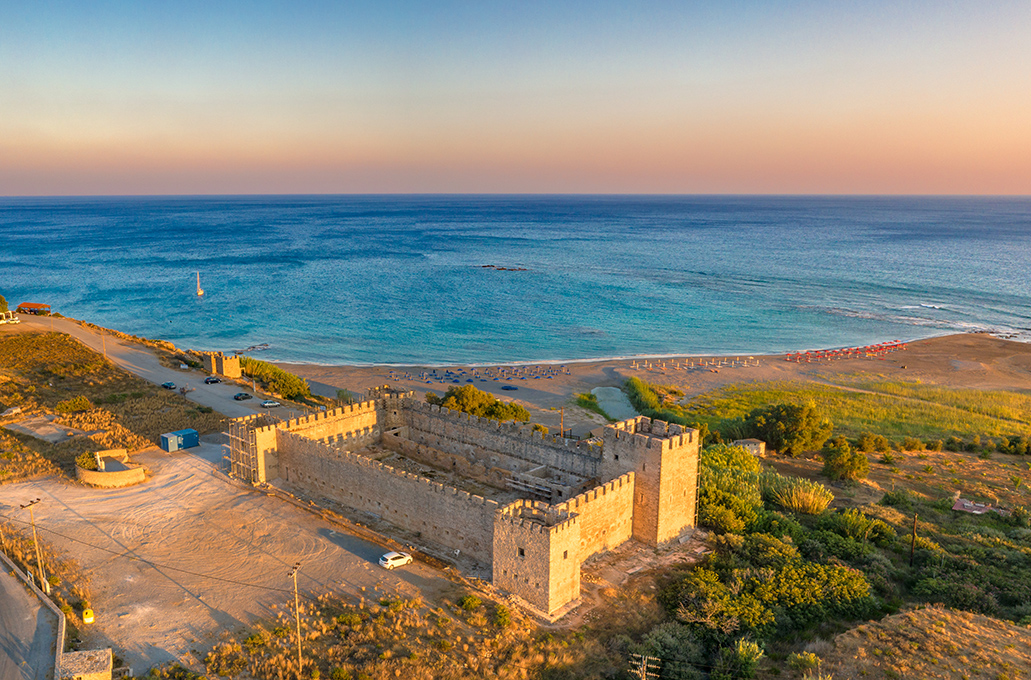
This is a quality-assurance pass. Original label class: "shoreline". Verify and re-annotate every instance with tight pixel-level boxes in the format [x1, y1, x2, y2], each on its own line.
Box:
[274, 332, 1031, 438]
[258, 331, 963, 370]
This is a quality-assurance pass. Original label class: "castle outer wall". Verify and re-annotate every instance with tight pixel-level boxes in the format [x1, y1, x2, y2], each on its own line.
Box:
[229, 394, 698, 614]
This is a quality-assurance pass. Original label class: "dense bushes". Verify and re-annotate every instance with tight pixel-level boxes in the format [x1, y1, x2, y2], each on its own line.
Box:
[239, 357, 311, 399]
[426, 385, 530, 422]
[75, 451, 98, 470]
[744, 401, 833, 457]
[821, 436, 870, 481]
[56, 395, 93, 413]
[662, 542, 873, 641]
[698, 445, 763, 534]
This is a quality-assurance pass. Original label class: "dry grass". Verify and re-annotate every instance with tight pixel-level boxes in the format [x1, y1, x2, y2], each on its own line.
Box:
[820, 605, 1031, 679]
[764, 446, 1031, 510]
[0, 329, 224, 478]
[186, 587, 619, 680]
[0, 519, 94, 649]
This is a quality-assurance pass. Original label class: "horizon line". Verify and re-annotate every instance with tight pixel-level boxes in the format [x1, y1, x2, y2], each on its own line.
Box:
[2, 192, 1030, 200]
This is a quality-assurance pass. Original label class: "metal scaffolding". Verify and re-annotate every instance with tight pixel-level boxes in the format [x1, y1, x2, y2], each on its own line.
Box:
[227, 418, 260, 483]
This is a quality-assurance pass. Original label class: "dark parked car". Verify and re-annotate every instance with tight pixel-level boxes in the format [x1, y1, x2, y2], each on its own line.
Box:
[161, 382, 176, 390]
[501, 385, 518, 391]
[204, 376, 222, 384]
[233, 393, 253, 401]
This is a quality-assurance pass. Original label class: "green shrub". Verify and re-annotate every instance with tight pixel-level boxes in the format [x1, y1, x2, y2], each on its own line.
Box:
[822, 437, 869, 481]
[760, 471, 834, 515]
[575, 392, 612, 420]
[743, 401, 833, 457]
[493, 604, 511, 628]
[788, 651, 821, 672]
[901, 436, 926, 451]
[633, 622, 705, 680]
[711, 639, 764, 680]
[457, 594, 482, 611]
[531, 423, 548, 435]
[879, 488, 913, 509]
[75, 452, 98, 471]
[856, 433, 892, 453]
[56, 395, 92, 413]
[239, 357, 311, 399]
[879, 451, 898, 465]
[426, 384, 530, 422]
[330, 668, 351, 680]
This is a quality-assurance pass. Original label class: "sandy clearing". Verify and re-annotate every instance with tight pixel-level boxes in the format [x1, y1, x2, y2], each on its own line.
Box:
[0, 444, 454, 673]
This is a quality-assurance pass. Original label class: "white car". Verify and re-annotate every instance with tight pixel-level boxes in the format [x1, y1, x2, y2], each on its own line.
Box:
[260, 400, 280, 408]
[378, 551, 413, 570]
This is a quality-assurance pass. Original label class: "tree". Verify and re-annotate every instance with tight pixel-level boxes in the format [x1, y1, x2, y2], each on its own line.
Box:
[744, 401, 832, 457]
[822, 436, 869, 481]
[426, 384, 530, 422]
[0, 294, 7, 312]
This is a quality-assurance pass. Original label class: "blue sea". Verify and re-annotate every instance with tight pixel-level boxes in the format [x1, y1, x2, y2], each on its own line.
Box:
[2, 195, 1030, 365]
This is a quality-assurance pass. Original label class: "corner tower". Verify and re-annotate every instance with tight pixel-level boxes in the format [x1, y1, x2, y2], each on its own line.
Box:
[599, 417, 699, 546]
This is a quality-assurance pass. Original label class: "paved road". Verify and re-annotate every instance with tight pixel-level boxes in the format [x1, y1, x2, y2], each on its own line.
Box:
[16, 317, 309, 420]
[0, 566, 57, 680]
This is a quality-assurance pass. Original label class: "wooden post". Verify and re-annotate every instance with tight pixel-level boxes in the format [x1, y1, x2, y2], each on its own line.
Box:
[909, 513, 918, 566]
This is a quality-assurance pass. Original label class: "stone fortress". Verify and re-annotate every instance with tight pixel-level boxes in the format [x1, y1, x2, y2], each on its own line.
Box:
[227, 387, 700, 615]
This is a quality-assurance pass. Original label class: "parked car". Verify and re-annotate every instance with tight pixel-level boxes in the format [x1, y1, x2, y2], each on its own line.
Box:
[501, 385, 518, 391]
[204, 376, 222, 384]
[233, 393, 253, 401]
[378, 551, 413, 570]
[161, 382, 176, 390]
[260, 400, 280, 408]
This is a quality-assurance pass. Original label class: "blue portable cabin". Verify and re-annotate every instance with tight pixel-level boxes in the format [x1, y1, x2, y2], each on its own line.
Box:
[160, 428, 200, 452]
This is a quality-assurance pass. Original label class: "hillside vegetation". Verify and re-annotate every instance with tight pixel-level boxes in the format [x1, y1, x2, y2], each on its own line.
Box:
[0, 330, 223, 477]
[627, 376, 1031, 452]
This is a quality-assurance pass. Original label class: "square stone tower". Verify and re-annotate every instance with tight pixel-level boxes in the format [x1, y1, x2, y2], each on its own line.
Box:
[493, 500, 580, 613]
[599, 417, 699, 546]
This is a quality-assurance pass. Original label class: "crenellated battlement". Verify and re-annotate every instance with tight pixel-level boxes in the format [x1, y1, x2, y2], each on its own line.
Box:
[556, 471, 635, 513]
[601, 416, 696, 452]
[406, 398, 602, 457]
[278, 429, 500, 510]
[496, 499, 577, 534]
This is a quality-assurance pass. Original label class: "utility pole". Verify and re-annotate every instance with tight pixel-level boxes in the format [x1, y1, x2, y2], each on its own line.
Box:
[288, 562, 302, 672]
[628, 654, 661, 679]
[20, 498, 49, 594]
[560, 407, 564, 439]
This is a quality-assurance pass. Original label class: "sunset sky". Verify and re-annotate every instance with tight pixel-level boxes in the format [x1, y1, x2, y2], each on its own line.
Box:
[2, 1, 1029, 195]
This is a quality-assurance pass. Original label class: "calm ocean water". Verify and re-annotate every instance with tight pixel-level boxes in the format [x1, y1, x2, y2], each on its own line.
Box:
[2, 195, 1029, 365]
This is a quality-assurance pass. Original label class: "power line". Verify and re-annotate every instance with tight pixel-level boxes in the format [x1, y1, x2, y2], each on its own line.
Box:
[0, 511, 316, 599]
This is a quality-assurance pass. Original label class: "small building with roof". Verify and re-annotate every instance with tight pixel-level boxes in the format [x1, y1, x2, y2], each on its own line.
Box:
[16, 302, 52, 315]
[733, 438, 767, 457]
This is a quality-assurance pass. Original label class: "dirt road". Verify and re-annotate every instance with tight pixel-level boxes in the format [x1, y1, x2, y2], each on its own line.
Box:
[16, 317, 307, 420]
[0, 566, 57, 680]
[0, 444, 453, 673]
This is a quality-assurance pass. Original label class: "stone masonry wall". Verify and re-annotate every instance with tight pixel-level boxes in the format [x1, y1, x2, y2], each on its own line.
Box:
[403, 400, 602, 478]
[556, 472, 635, 558]
[277, 430, 499, 562]
[492, 501, 580, 613]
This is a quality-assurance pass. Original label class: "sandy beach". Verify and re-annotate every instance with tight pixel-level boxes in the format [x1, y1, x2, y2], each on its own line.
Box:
[277, 333, 1031, 435]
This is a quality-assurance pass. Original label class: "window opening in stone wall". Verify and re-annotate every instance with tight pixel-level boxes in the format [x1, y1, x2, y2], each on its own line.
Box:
[563, 550, 568, 559]
[518, 548, 525, 557]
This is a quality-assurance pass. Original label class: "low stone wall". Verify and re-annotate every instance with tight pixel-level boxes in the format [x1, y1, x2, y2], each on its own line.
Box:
[76, 464, 146, 488]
